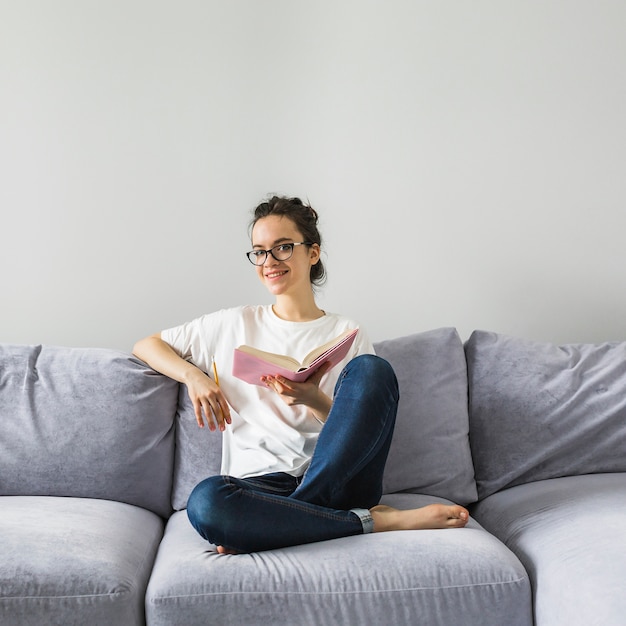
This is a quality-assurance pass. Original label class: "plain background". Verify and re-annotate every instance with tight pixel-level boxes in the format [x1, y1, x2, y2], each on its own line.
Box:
[2, 0, 625, 351]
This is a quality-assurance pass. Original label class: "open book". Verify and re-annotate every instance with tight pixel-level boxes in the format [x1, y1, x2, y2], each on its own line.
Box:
[232, 328, 359, 386]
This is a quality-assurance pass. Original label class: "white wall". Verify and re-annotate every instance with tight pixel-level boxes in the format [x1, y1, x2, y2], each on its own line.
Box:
[2, 0, 625, 350]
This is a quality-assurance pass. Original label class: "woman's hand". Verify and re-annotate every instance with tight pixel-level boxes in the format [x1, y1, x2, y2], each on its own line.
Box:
[261, 362, 332, 423]
[183, 367, 232, 432]
[133, 333, 231, 432]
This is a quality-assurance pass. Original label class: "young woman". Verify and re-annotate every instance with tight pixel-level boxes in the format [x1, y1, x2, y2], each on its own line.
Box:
[133, 196, 468, 553]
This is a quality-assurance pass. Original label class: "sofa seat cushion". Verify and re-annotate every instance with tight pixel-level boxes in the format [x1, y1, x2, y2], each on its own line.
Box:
[471, 473, 626, 626]
[147, 494, 531, 626]
[0, 496, 164, 626]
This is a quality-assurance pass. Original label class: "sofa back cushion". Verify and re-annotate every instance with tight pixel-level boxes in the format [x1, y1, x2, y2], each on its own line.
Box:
[376, 328, 477, 505]
[0, 344, 177, 517]
[172, 327, 478, 510]
[171, 385, 222, 510]
[466, 330, 626, 500]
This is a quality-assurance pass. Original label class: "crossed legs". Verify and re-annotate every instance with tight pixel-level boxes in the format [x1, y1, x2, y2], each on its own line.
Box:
[187, 355, 468, 553]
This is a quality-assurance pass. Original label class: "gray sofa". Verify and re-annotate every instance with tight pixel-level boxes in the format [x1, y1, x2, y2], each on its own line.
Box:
[1, 327, 625, 625]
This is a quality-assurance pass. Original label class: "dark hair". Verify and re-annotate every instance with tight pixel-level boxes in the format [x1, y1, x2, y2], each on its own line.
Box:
[250, 195, 326, 287]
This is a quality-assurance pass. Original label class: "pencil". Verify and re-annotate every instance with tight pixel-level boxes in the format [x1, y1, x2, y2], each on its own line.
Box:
[211, 355, 220, 387]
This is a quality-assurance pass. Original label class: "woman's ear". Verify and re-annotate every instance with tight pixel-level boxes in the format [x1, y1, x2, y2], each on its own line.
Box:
[309, 243, 321, 265]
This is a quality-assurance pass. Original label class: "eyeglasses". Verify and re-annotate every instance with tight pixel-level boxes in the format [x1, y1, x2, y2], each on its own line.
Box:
[246, 242, 312, 266]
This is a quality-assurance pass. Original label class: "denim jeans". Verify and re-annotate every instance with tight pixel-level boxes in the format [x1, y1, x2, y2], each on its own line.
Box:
[186, 354, 399, 552]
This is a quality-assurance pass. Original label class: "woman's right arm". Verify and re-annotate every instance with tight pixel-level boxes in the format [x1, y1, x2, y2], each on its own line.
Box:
[132, 333, 231, 432]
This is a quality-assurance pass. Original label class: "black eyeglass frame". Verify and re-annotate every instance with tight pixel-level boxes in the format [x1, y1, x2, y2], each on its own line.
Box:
[246, 242, 313, 266]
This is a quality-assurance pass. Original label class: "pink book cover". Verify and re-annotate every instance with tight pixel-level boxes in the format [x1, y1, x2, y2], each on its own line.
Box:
[232, 328, 359, 387]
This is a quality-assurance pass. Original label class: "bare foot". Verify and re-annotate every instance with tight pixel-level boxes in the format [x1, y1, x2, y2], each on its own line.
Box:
[216, 545, 240, 555]
[370, 503, 469, 533]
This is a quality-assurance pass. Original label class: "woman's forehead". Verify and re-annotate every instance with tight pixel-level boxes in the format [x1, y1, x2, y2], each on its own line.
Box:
[251, 215, 301, 244]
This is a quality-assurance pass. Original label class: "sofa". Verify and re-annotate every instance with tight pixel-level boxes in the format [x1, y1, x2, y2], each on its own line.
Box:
[1, 327, 625, 625]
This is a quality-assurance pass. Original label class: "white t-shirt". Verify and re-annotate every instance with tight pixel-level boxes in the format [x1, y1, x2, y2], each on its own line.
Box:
[161, 305, 374, 479]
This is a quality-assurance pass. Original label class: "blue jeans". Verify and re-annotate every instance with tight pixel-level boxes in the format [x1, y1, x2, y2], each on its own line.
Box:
[186, 354, 399, 552]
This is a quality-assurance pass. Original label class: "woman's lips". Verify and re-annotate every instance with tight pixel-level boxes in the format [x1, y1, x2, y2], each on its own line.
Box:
[265, 270, 288, 280]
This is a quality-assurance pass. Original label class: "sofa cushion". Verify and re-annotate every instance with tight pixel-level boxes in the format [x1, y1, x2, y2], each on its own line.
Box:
[466, 330, 626, 499]
[471, 474, 626, 625]
[0, 495, 164, 626]
[0, 344, 178, 517]
[147, 496, 530, 626]
[171, 327, 477, 510]
[376, 328, 477, 505]
[172, 385, 223, 510]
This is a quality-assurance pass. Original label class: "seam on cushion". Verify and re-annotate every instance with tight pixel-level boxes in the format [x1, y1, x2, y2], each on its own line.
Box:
[148, 575, 529, 602]
[0, 590, 133, 601]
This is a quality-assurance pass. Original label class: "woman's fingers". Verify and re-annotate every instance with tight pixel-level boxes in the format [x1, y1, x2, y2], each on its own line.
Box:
[191, 384, 231, 432]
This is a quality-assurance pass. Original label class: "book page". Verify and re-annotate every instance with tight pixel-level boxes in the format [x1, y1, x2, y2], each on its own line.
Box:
[235, 345, 302, 372]
[301, 329, 358, 367]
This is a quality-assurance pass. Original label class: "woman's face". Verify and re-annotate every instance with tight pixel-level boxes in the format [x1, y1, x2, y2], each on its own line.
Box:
[250, 215, 320, 298]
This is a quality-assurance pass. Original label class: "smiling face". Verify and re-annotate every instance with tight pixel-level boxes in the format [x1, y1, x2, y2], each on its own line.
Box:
[251, 215, 321, 299]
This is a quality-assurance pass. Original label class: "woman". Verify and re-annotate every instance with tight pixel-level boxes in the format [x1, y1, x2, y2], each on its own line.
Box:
[133, 195, 468, 553]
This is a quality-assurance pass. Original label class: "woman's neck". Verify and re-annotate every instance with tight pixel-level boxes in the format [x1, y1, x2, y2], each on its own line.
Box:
[272, 296, 325, 322]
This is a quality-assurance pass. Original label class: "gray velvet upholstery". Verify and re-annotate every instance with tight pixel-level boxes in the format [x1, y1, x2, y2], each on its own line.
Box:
[0, 344, 178, 517]
[147, 494, 530, 626]
[171, 385, 223, 511]
[0, 496, 163, 626]
[471, 474, 626, 626]
[3, 328, 625, 626]
[376, 328, 478, 504]
[466, 330, 626, 499]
